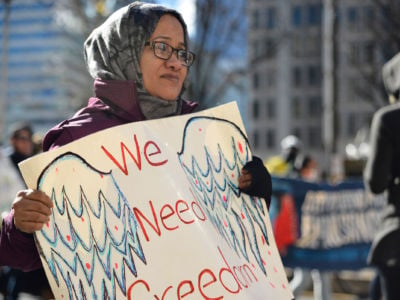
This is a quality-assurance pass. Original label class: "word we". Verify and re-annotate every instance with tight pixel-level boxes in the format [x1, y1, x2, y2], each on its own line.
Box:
[101, 134, 168, 175]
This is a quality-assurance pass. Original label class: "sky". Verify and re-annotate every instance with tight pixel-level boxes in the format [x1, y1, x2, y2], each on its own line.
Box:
[156, 0, 196, 36]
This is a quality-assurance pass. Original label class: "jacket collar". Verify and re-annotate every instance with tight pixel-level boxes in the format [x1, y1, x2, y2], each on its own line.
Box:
[92, 78, 198, 121]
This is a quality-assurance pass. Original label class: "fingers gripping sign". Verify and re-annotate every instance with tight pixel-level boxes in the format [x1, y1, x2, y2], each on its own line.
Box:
[12, 189, 53, 233]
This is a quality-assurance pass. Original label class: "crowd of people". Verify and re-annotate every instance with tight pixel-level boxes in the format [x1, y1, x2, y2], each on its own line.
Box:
[0, 1, 399, 300]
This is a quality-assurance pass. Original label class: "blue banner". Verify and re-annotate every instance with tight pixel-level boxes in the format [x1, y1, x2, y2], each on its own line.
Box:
[270, 177, 386, 270]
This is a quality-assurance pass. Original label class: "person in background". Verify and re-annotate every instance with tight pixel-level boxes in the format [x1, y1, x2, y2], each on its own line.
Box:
[287, 154, 332, 300]
[7, 123, 34, 172]
[265, 134, 303, 176]
[0, 0, 271, 285]
[0, 123, 52, 300]
[364, 52, 400, 300]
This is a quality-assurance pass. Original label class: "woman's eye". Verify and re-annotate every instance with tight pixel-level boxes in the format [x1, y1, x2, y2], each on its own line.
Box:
[178, 51, 188, 60]
[156, 42, 168, 52]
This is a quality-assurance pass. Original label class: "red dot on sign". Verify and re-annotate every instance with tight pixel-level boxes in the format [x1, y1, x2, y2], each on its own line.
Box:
[224, 221, 228, 228]
[223, 195, 227, 202]
[100, 174, 103, 179]
[273, 266, 278, 273]
[46, 222, 49, 228]
[56, 168, 58, 173]
[268, 250, 272, 255]
[115, 226, 118, 231]
[261, 235, 265, 245]
[66, 235, 71, 242]
[241, 213, 245, 220]
[206, 181, 209, 185]
[198, 128, 202, 132]
[238, 142, 243, 154]
[86, 263, 91, 270]
[61, 295, 64, 298]
[269, 282, 276, 288]
[195, 180, 198, 185]
[81, 217, 85, 222]
[262, 259, 266, 266]
[115, 263, 118, 269]
[282, 283, 286, 289]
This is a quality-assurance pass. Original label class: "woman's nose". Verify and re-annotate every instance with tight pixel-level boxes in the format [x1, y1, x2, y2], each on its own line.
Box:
[165, 51, 182, 69]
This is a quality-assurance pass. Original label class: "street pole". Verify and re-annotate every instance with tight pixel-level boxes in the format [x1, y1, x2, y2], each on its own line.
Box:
[0, 0, 11, 144]
[322, 0, 340, 179]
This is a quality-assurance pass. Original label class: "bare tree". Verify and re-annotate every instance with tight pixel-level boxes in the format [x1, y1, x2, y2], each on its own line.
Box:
[186, 0, 248, 109]
[52, 0, 140, 109]
[348, 0, 400, 109]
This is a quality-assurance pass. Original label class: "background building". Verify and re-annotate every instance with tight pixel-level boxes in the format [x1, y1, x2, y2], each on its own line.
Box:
[0, 0, 91, 143]
[247, 0, 398, 176]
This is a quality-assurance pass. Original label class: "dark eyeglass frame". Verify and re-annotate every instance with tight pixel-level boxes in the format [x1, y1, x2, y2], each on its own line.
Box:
[145, 41, 195, 67]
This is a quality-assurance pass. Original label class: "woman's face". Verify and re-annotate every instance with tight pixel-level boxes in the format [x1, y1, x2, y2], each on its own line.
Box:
[140, 14, 187, 101]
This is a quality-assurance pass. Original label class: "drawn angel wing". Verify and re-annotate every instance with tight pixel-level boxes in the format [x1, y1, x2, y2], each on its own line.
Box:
[178, 116, 270, 274]
[36, 152, 146, 300]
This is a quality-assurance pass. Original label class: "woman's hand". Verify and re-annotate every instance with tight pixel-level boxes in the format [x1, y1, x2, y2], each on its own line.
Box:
[238, 156, 272, 208]
[12, 189, 53, 233]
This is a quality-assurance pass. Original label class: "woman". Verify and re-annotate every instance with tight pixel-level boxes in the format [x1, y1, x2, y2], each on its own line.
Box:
[0, 1, 271, 273]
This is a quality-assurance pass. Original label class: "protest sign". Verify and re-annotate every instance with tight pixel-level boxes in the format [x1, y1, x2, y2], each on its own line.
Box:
[20, 102, 293, 300]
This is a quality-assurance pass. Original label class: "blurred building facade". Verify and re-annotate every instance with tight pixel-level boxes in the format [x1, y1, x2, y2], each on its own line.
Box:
[0, 0, 91, 143]
[247, 0, 396, 175]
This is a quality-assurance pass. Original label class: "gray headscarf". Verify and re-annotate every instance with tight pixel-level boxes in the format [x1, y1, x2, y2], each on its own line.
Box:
[84, 1, 190, 119]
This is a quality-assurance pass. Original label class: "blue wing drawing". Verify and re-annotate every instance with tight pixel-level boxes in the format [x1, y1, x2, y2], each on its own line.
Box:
[36, 152, 146, 300]
[178, 116, 270, 274]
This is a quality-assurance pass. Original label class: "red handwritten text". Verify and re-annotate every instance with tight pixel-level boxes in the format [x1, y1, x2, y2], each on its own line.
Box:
[127, 246, 259, 299]
[101, 134, 168, 175]
[133, 198, 207, 242]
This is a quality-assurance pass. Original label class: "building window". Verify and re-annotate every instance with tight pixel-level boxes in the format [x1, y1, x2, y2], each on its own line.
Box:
[308, 65, 320, 86]
[308, 126, 321, 147]
[308, 97, 321, 115]
[252, 10, 260, 29]
[292, 97, 301, 118]
[362, 6, 374, 26]
[266, 7, 277, 29]
[253, 72, 260, 89]
[292, 5, 302, 27]
[307, 4, 321, 26]
[265, 38, 277, 59]
[267, 100, 276, 119]
[266, 129, 275, 148]
[347, 113, 358, 136]
[253, 130, 259, 148]
[293, 66, 302, 87]
[254, 40, 263, 59]
[349, 43, 361, 64]
[253, 100, 260, 119]
[347, 7, 359, 26]
[364, 42, 375, 64]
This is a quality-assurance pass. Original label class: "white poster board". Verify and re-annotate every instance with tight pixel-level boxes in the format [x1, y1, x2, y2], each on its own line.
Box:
[20, 102, 293, 300]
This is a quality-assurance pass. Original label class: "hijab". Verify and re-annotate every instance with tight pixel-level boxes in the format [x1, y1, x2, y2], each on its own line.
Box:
[83, 2, 189, 119]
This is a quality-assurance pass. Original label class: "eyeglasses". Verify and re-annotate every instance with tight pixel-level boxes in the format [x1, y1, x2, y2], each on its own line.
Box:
[145, 41, 195, 67]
